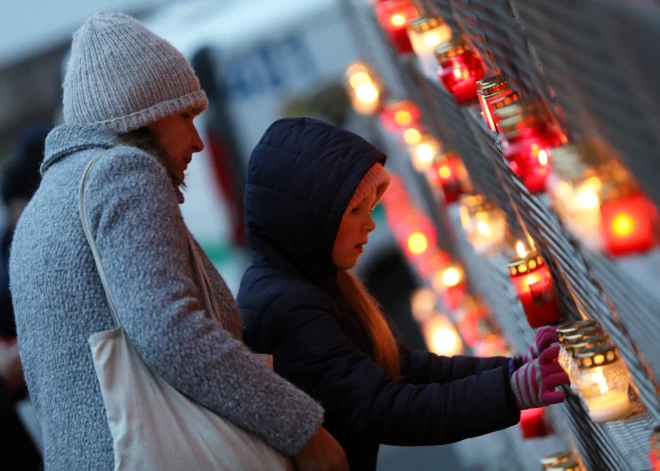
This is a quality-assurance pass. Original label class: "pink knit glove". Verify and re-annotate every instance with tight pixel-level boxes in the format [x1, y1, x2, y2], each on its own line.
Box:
[522, 327, 559, 363]
[509, 345, 569, 410]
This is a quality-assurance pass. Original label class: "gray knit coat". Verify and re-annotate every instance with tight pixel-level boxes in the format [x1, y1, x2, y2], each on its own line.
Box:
[9, 124, 324, 470]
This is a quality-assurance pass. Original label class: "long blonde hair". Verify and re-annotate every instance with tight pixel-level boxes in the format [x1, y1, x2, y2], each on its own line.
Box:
[336, 270, 401, 380]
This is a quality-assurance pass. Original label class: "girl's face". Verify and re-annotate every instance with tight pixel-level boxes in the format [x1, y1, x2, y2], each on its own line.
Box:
[332, 186, 378, 270]
[147, 111, 204, 186]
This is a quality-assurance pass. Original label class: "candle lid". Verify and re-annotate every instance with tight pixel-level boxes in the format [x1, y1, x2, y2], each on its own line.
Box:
[557, 319, 598, 337]
[491, 94, 523, 122]
[408, 16, 445, 33]
[499, 108, 549, 137]
[477, 75, 509, 97]
[575, 344, 620, 369]
[562, 326, 605, 345]
[508, 249, 544, 276]
[540, 450, 573, 467]
[545, 460, 581, 471]
[434, 37, 468, 61]
[567, 335, 610, 355]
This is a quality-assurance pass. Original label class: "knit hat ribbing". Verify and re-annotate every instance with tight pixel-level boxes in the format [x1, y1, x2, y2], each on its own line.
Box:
[347, 163, 391, 212]
[63, 12, 208, 133]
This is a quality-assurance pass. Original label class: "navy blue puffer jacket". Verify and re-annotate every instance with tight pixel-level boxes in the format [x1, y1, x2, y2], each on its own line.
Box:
[237, 118, 521, 470]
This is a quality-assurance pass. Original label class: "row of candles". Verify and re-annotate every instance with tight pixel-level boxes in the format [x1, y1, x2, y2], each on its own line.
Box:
[366, 0, 660, 258]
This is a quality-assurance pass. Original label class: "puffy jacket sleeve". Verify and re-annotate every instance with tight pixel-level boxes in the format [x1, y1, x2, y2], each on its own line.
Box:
[263, 293, 520, 447]
[83, 149, 323, 456]
[400, 345, 513, 385]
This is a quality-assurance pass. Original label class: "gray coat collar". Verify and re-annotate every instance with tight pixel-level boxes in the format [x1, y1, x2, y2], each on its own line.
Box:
[42, 124, 121, 175]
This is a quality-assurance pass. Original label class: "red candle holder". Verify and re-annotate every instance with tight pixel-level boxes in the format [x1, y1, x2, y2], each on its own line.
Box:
[650, 428, 660, 471]
[600, 187, 658, 256]
[508, 243, 561, 328]
[434, 38, 484, 104]
[380, 100, 422, 136]
[417, 249, 451, 280]
[393, 211, 438, 262]
[375, 0, 418, 54]
[431, 262, 467, 311]
[520, 408, 549, 439]
[456, 296, 489, 347]
[477, 75, 513, 132]
[426, 152, 466, 204]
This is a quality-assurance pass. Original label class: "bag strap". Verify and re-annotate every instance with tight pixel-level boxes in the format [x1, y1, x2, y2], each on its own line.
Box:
[78, 152, 221, 329]
[78, 152, 122, 329]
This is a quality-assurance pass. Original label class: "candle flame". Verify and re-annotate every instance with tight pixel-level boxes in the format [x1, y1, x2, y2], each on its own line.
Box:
[537, 149, 548, 166]
[442, 266, 462, 287]
[476, 220, 492, 235]
[590, 368, 609, 395]
[611, 213, 635, 237]
[407, 232, 429, 255]
[395, 110, 412, 126]
[438, 165, 451, 179]
[355, 83, 379, 104]
[390, 13, 406, 27]
[453, 67, 462, 79]
[516, 241, 527, 258]
[403, 128, 422, 145]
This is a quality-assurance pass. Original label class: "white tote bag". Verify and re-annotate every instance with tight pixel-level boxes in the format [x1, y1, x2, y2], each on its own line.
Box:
[79, 153, 295, 471]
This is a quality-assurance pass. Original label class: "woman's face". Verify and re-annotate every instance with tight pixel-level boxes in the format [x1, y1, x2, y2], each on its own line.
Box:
[147, 111, 204, 186]
[332, 186, 378, 271]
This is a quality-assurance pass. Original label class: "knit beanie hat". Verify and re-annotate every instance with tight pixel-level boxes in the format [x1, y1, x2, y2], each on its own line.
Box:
[347, 163, 391, 212]
[62, 12, 208, 133]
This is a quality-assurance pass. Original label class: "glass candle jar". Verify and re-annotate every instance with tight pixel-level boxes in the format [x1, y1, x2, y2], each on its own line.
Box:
[459, 194, 507, 255]
[491, 92, 521, 134]
[575, 345, 633, 423]
[426, 152, 467, 204]
[344, 61, 383, 115]
[434, 37, 483, 104]
[600, 182, 659, 256]
[477, 75, 513, 132]
[410, 134, 442, 172]
[375, 0, 419, 54]
[508, 242, 561, 328]
[557, 320, 602, 372]
[566, 335, 611, 394]
[407, 16, 453, 77]
[541, 451, 574, 470]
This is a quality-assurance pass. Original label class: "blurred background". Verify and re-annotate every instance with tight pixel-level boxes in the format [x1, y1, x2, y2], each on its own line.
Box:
[0, 1, 567, 469]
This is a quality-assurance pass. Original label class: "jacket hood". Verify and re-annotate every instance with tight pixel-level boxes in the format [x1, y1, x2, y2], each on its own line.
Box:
[244, 117, 387, 284]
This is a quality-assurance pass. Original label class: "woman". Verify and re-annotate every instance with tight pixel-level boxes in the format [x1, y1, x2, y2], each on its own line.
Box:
[237, 117, 569, 471]
[10, 13, 347, 471]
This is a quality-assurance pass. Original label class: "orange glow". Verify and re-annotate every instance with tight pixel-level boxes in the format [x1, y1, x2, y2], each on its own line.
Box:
[390, 13, 406, 26]
[407, 232, 429, 255]
[611, 213, 635, 237]
[516, 241, 527, 258]
[438, 165, 451, 179]
[403, 128, 422, 145]
[423, 315, 464, 356]
[395, 110, 412, 126]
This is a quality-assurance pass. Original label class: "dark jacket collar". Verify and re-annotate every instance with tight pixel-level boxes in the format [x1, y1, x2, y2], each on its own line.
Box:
[244, 117, 387, 287]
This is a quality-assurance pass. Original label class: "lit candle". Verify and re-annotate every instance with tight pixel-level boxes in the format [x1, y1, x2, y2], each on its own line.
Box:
[344, 62, 383, 115]
[477, 75, 513, 132]
[508, 242, 562, 328]
[422, 313, 464, 356]
[575, 345, 632, 423]
[426, 152, 467, 204]
[520, 407, 549, 438]
[431, 262, 467, 310]
[459, 194, 507, 255]
[394, 211, 437, 262]
[434, 37, 484, 104]
[455, 296, 488, 347]
[564, 334, 610, 394]
[491, 92, 521, 134]
[410, 134, 442, 172]
[380, 100, 421, 136]
[375, 0, 419, 54]
[540, 451, 574, 470]
[410, 288, 438, 323]
[407, 16, 453, 77]
[600, 183, 658, 256]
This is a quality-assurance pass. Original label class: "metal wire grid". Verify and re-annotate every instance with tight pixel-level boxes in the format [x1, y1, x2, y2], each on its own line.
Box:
[512, 0, 660, 210]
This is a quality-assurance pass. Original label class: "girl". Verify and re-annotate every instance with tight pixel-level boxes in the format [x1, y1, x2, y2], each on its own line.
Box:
[238, 117, 569, 471]
[10, 14, 346, 471]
